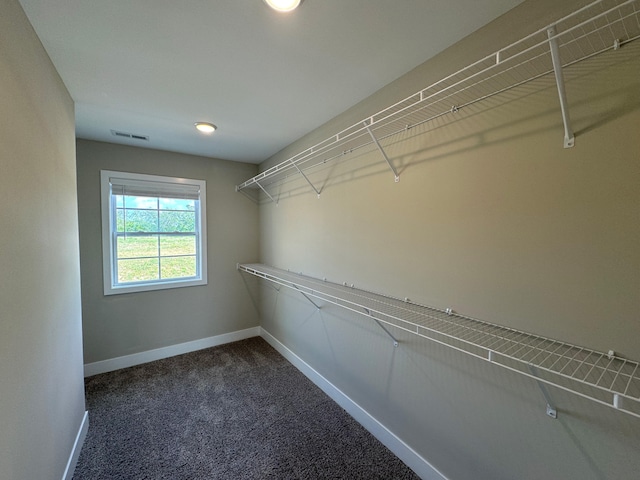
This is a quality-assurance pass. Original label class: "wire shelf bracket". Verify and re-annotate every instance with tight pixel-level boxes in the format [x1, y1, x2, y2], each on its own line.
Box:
[529, 365, 559, 418]
[236, 0, 640, 200]
[291, 160, 322, 198]
[547, 25, 575, 148]
[239, 263, 640, 419]
[293, 283, 322, 310]
[250, 179, 278, 205]
[364, 121, 400, 182]
[364, 306, 400, 347]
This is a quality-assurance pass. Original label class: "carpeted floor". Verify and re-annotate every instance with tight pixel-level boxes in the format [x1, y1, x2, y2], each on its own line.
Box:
[73, 337, 420, 479]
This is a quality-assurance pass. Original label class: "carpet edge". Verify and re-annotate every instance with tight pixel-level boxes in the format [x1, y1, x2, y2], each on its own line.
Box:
[83, 327, 261, 377]
[260, 327, 448, 480]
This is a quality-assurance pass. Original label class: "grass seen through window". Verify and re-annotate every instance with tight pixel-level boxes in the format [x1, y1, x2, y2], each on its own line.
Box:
[116, 236, 197, 283]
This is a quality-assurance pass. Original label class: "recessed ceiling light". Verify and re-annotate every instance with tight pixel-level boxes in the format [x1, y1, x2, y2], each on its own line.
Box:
[195, 122, 217, 134]
[263, 0, 302, 12]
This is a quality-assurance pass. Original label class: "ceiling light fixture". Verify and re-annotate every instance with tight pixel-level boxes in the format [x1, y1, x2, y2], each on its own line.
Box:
[263, 0, 302, 12]
[194, 122, 217, 134]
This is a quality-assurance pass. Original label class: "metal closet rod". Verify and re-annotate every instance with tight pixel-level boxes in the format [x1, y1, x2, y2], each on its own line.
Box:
[238, 263, 640, 419]
[236, 0, 640, 198]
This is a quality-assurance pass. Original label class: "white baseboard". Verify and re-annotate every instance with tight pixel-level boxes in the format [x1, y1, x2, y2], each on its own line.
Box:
[260, 328, 447, 480]
[62, 410, 89, 480]
[84, 327, 261, 377]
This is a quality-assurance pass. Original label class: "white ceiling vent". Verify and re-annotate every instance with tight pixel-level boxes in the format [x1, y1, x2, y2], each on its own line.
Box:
[110, 130, 149, 141]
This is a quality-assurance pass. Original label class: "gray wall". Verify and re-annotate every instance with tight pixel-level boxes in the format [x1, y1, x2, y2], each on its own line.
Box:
[0, 1, 86, 479]
[257, 1, 640, 478]
[76, 140, 260, 364]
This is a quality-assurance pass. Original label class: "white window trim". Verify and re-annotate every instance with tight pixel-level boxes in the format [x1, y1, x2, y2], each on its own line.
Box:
[100, 170, 208, 295]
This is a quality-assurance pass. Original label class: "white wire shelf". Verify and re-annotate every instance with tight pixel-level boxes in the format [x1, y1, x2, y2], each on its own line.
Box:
[239, 263, 640, 419]
[236, 0, 640, 201]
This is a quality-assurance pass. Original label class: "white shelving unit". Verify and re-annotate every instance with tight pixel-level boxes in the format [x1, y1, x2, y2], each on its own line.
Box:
[236, 0, 640, 202]
[239, 263, 640, 419]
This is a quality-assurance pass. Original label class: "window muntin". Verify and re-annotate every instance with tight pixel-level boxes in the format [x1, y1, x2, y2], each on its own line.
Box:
[101, 170, 207, 295]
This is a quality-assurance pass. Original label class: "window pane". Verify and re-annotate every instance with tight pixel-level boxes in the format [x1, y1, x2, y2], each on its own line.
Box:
[159, 235, 195, 256]
[117, 258, 159, 283]
[159, 198, 195, 211]
[102, 170, 206, 294]
[159, 210, 195, 232]
[120, 209, 159, 232]
[117, 236, 159, 259]
[116, 209, 124, 232]
[124, 195, 157, 209]
[161, 256, 196, 279]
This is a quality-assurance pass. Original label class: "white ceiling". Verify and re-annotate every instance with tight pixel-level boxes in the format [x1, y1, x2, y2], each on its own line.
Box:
[19, 0, 524, 164]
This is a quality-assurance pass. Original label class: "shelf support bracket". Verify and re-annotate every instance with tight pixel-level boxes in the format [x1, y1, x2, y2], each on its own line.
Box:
[364, 308, 399, 347]
[255, 179, 278, 205]
[290, 160, 321, 198]
[529, 365, 558, 419]
[364, 122, 400, 182]
[547, 25, 575, 149]
[292, 284, 321, 310]
[236, 186, 260, 204]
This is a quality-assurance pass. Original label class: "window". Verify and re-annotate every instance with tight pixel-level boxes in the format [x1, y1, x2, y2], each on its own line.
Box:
[101, 170, 207, 295]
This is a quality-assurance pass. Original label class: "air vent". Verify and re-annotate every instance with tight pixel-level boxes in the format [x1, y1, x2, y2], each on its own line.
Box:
[110, 130, 149, 141]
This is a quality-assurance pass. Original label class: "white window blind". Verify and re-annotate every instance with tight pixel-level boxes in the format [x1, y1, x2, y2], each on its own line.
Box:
[108, 176, 201, 200]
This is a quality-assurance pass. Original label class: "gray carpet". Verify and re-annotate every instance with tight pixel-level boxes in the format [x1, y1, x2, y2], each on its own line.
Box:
[73, 337, 420, 479]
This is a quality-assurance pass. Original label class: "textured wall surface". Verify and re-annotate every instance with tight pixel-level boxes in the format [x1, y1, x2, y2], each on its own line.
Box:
[0, 1, 86, 478]
[257, 1, 640, 478]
